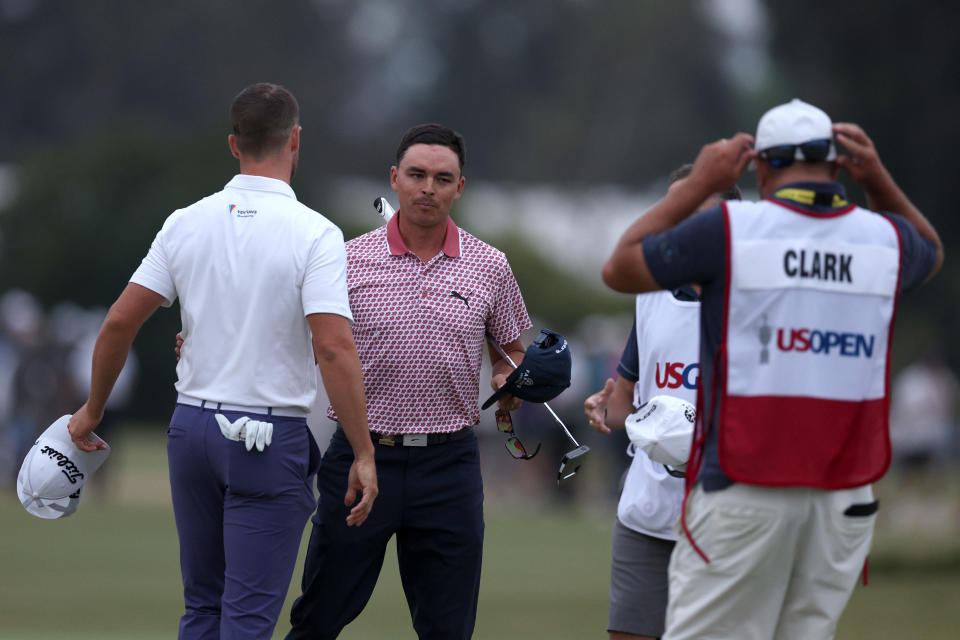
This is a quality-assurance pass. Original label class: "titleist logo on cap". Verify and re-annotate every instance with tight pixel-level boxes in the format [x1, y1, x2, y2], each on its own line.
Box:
[38, 445, 85, 484]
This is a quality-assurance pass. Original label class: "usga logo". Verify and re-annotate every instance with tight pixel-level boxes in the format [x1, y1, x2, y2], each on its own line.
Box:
[776, 327, 876, 358]
[228, 204, 257, 218]
[655, 362, 699, 389]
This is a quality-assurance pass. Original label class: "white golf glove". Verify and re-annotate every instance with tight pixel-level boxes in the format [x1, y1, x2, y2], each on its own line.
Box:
[215, 413, 273, 452]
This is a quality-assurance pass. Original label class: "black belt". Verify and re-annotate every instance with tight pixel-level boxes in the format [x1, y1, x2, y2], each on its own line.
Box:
[371, 426, 473, 447]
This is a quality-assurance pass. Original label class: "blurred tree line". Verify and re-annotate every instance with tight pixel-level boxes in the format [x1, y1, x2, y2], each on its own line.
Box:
[0, 0, 956, 418]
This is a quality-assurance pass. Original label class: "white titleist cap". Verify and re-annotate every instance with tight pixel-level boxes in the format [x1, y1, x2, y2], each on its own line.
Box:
[17, 415, 110, 519]
[755, 98, 837, 160]
[625, 395, 696, 470]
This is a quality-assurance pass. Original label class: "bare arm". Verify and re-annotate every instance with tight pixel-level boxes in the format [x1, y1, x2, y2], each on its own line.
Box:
[602, 133, 755, 293]
[584, 376, 636, 434]
[488, 337, 526, 412]
[833, 122, 943, 280]
[68, 283, 165, 450]
[308, 312, 378, 526]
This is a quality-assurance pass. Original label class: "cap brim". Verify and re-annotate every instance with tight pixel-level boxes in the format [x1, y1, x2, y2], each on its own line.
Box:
[15, 415, 110, 520]
[17, 470, 83, 519]
[481, 386, 509, 410]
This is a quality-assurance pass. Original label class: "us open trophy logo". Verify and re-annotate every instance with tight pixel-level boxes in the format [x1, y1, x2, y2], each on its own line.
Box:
[758, 314, 772, 364]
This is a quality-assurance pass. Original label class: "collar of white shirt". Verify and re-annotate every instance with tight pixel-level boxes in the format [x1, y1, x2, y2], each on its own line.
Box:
[225, 174, 297, 200]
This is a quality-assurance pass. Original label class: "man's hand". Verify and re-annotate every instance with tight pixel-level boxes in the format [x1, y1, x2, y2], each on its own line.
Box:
[585, 378, 615, 434]
[345, 456, 378, 526]
[175, 332, 183, 361]
[67, 404, 108, 452]
[833, 122, 943, 280]
[491, 372, 523, 412]
[688, 132, 756, 195]
[832, 122, 886, 189]
[214, 413, 273, 452]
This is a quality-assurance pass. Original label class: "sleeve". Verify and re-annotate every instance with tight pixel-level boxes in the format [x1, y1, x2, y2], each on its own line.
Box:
[485, 257, 533, 346]
[883, 213, 938, 292]
[641, 206, 726, 291]
[615, 316, 639, 383]
[301, 223, 354, 321]
[129, 220, 177, 307]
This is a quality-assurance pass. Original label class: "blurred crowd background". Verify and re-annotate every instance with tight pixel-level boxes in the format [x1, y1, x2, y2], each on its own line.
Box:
[1, 0, 959, 530]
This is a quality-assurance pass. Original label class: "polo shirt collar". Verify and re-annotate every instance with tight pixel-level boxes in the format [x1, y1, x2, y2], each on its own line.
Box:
[770, 181, 849, 212]
[386, 211, 461, 258]
[225, 174, 297, 200]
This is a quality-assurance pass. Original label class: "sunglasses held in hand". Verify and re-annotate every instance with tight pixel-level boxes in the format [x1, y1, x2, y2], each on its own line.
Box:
[496, 410, 541, 460]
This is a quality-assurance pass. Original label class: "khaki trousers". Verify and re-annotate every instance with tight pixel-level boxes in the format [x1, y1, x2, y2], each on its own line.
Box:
[664, 482, 875, 640]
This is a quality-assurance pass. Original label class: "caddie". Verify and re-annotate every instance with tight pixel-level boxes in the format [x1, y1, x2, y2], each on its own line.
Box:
[602, 99, 943, 640]
[66, 83, 377, 640]
[584, 164, 740, 640]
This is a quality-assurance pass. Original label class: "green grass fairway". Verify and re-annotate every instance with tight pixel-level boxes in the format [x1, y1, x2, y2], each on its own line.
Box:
[3, 430, 959, 639]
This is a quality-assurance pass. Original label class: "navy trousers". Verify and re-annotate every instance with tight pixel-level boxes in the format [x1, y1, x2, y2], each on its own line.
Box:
[287, 428, 484, 640]
[167, 404, 320, 640]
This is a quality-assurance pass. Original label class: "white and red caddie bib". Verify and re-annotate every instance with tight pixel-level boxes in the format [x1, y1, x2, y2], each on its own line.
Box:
[618, 290, 700, 539]
[718, 196, 902, 488]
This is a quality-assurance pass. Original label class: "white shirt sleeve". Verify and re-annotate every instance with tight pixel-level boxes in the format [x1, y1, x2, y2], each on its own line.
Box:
[302, 224, 353, 321]
[129, 218, 178, 307]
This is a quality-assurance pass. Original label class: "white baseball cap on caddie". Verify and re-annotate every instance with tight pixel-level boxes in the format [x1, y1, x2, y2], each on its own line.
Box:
[625, 395, 696, 471]
[17, 415, 110, 519]
[754, 98, 837, 160]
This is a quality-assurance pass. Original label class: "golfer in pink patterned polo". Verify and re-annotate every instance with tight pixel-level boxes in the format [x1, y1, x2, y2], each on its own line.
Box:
[288, 123, 531, 640]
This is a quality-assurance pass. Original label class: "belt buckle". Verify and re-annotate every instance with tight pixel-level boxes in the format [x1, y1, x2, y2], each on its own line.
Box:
[402, 434, 428, 447]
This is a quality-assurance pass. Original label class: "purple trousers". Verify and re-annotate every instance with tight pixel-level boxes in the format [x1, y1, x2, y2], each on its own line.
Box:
[167, 404, 320, 640]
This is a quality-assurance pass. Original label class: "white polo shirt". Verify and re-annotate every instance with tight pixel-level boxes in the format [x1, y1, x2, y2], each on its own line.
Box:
[130, 174, 352, 412]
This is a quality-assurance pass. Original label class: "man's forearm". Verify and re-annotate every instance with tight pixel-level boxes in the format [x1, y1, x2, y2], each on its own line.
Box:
[318, 348, 374, 459]
[86, 315, 139, 417]
[604, 378, 637, 430]
[603, 134, 755, 294]
[309, 313, 374, 460]
[86, 284, 164, 416]
[492, 348, 525, 379]
[602, 181, 711, 294]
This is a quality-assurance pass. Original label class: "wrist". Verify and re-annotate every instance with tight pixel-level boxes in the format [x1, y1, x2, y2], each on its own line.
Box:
[352, 439, 375, 461]
[353, 449, 375, 464]
[82, 401, 106, 421]
[672, 173, 716, 217]
[860, 164, 894, 195]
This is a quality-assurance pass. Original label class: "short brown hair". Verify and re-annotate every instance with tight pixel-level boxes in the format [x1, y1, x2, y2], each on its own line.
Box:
[230, 83, 299, 159]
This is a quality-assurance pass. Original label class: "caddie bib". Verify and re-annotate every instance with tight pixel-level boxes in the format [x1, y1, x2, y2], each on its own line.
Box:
[718, 196, 901, 488]
[618, 290, 699, 538]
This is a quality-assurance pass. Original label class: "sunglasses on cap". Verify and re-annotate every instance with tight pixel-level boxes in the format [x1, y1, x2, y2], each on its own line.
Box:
[496, 410, 541, 460]
[757, 138, 833, 168]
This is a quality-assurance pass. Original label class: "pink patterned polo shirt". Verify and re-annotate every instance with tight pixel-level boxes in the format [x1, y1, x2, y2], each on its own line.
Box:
[328, 212, 531, 434]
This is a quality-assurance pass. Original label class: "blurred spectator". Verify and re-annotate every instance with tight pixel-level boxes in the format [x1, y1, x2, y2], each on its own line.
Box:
[0, 292, 137, 490]
[890, 355, 960, 470]
[0, 290, 77, 486]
